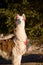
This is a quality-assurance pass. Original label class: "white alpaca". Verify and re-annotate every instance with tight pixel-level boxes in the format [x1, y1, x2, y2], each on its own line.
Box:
[0, 14, 27, 65]
[12, 14, 27, 65]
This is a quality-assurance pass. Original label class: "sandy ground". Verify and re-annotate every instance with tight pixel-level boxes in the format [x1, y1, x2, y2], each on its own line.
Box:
[22, 63, 43, 65]
[0, 63, 43, 65]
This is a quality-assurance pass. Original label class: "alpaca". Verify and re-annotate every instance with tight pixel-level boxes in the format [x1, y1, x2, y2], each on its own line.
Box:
[0, 14, 27, 65]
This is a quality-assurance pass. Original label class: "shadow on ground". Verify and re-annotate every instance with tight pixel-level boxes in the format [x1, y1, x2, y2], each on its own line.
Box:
[0, 54, 43, 64]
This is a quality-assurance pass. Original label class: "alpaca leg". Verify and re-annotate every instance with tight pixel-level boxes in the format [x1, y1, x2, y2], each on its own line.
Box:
[0, 50, 9, 59]
[12, 54, 22, 65]
[12, 48, 22, 65]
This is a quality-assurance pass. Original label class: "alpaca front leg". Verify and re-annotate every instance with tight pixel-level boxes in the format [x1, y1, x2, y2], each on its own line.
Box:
[12, 47, 22, 65]
[12, 54, 22, 65]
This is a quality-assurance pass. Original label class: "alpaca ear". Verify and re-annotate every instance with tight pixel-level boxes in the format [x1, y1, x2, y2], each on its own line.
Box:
[22, 14, 26, 21]
[16, 14, 19, 19]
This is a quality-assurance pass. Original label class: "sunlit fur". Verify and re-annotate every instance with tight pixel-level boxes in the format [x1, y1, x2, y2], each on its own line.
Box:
[0, 14, 27, 65]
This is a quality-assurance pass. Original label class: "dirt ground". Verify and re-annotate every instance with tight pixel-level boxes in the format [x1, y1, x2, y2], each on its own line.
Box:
[22, 63, 43, 65]
[0, 63, 43, 65]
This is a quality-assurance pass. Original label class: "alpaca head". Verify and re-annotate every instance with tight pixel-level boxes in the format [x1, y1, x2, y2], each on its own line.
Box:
[15, 14, 26, 26]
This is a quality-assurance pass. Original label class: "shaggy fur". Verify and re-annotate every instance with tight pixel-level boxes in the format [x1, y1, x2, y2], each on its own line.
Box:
[0, 14, 27, 65]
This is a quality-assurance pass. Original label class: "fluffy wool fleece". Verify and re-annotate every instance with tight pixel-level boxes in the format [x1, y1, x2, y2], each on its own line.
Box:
[0, 39, 15, 58]
[0, 14, 27, 65]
